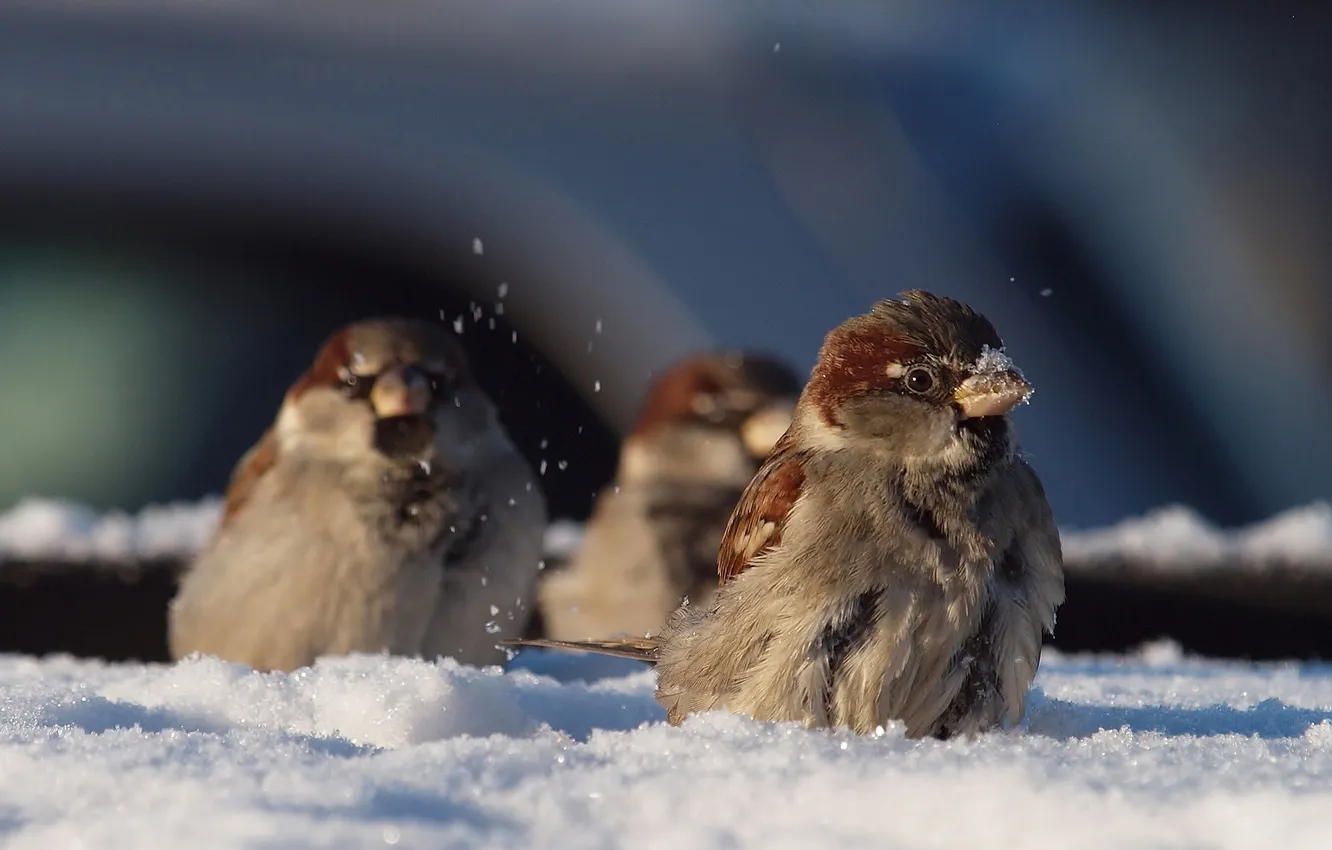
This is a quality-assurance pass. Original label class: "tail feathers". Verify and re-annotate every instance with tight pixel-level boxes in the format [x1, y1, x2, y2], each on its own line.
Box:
[500, 636, 660, 664]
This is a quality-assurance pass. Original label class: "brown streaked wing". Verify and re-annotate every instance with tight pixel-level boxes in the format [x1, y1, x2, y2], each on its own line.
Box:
[716, 440, 807, 585]
[288, 329, 353, 399]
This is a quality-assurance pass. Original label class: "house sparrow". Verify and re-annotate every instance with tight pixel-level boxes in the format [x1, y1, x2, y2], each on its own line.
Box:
[536, 351, 800, 641]
[507, 291, 1064, 740]
[168, 318, 546, 672]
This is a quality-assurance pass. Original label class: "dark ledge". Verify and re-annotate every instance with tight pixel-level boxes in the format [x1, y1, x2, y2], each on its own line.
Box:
[4, 552, 1332, 663]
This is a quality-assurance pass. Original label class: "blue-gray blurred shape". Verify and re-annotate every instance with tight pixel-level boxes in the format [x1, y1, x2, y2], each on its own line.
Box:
[0, 0, 1327, 527]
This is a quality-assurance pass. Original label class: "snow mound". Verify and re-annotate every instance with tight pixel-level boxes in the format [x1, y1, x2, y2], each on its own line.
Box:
[0, 497, 223, 563]
[1062, 501, 1332, 569]
[1, 647, 1332, 847]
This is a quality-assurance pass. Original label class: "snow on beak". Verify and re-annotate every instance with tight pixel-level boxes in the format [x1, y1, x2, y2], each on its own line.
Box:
[953, 346, 1033, 419]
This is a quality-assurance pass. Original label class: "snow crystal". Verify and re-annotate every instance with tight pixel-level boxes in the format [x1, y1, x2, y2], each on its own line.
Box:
[972, 343, 1016, 375]
[0, 648, 1331, 847]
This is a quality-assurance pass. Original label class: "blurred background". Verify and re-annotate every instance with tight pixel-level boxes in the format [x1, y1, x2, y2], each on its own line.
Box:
[1, 1, 1330, 662]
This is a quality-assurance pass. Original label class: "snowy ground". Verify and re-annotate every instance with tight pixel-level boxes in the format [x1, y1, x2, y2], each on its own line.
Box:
[2, 499, 1331, 847]
[2, 643, 1331, 849]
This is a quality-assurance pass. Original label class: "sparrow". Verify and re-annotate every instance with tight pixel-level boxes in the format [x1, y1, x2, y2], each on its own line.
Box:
[536, 351, 800, 641]
[168, 318, 546, 672]
[507, 291, 1064, 740]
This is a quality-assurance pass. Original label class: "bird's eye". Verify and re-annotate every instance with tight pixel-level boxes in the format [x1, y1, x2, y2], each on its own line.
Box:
[905, 367, 936, 394]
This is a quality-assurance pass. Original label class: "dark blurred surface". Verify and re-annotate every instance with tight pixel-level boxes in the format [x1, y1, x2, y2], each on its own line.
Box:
[8, 553, 1332, 664]
[1, 1, 1331, 662]
[0, 189, 620, 520]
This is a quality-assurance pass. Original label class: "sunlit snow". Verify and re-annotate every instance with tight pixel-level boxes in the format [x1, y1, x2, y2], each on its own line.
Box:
[0, 645, 1330, 848]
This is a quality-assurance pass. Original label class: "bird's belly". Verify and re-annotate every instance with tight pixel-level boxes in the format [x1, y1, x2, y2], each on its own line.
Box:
[716, 576, 981, 737]
[824, 605, 961, 735]
[303, 546, 439, 662]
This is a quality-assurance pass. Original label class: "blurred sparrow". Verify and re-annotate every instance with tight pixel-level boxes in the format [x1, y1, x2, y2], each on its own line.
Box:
[508, 291, 1064, 740]
[536, 351, 800, 640]
[168, 318, 545, 672]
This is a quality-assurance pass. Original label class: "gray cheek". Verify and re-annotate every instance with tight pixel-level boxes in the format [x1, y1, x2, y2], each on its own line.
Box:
[840, 395, 955, 455]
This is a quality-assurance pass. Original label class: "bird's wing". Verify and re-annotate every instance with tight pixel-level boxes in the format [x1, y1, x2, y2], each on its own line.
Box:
[220, 427, 280, 527]
[987, 459, 1066, 725]
[716, 437, 808, 585]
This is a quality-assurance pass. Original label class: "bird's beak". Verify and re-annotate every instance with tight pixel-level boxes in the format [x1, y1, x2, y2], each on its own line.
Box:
[370, 365, 432, 418]
[741, 397, 798, 459]
[952, 369, 1032, 419]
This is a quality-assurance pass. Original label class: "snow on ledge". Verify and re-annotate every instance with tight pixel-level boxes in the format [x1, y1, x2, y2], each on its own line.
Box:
[0, 497, 1329, 570]
[0, 497, 223, 563]
[1060, 502, 1332, 569]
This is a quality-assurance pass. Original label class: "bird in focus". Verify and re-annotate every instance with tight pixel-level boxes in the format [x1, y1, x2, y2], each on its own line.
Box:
[168, 318, 546, 672]
[509, 290, 1064, 740]
[536, 351, 800, 641]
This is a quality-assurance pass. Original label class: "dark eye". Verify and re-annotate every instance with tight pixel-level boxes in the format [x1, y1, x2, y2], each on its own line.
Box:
[905, 367, 936, 395]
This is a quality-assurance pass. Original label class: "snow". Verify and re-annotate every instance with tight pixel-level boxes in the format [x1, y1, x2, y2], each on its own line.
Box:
[2, 498, 1330, 571]
[0, 497, 222, 563]
[1, 643, 1331, 847]
[972, 343, 1017, 375]
[1063, 501, 1332, 569]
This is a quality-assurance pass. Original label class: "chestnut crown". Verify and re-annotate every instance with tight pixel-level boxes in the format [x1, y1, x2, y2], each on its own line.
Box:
[805, 290, 1032, 436]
